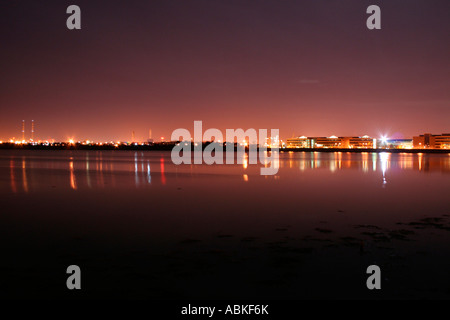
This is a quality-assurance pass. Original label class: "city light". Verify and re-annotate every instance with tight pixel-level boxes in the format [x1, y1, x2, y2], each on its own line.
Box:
[1, 129, 448, 151]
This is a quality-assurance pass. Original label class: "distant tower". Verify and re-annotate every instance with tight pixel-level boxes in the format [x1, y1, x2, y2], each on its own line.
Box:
[147, 128, 153, 143]
[132, 131, 135, 142]
[22, 120, 25, 141]
[31, 120, 35, 141]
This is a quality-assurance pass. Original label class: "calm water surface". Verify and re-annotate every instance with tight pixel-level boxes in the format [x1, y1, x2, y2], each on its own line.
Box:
[2, 150, 449, 222]
[0, 150, 449, 299]
[1, 149, 449, 240]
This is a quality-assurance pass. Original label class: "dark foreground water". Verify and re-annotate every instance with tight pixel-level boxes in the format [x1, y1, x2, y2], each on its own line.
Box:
[0, 150, 449, 299]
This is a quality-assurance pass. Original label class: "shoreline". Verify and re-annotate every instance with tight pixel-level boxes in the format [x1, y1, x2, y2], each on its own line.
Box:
[280, 147, 450, 154]
[0, 144, 449, 154]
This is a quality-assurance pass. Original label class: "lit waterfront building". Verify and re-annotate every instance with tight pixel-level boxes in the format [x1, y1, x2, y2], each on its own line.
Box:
[286, 136, 309, 148]
[286, 136, 374, 149]
[435, 134, 450, 149]
[380, 139, 413, 149]
[342, 136, 375, 149]
[413, 133, 450, 149]
[311, 136, 342, 148]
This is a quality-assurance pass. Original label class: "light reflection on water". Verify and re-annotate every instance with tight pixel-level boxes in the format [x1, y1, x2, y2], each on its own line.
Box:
[0, 150, 449, 193]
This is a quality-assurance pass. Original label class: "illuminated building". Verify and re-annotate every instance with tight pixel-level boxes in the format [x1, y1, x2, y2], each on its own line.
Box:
[311, 136, 342, 148]
[341, 136, 374, 149]
[286, 136, 374, 149]
[286, 136, 309, 148]
[383, 139, 413, 149]
[434, 134, 450, 149]
[413, 133, 450, 149]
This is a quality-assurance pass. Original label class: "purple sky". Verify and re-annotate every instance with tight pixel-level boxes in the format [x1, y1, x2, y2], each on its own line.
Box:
[0, 0, 449, 142]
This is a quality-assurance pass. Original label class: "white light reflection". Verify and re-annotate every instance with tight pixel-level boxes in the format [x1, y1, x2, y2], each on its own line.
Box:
[380, 152, 389, 186]
[86, 153, 91, 188]
[372, 153, 377, 171]
[147, 161, 151, 184]
[134, 152, 139, 187]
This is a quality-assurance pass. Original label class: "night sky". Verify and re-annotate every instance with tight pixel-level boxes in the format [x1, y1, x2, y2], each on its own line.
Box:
[0, 0, 449, 142]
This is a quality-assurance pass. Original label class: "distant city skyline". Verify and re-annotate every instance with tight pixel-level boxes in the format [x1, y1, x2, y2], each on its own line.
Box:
[2, 119, 449, 148]
[1, 1, 449, 142]
[2, 118, 449, 143]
